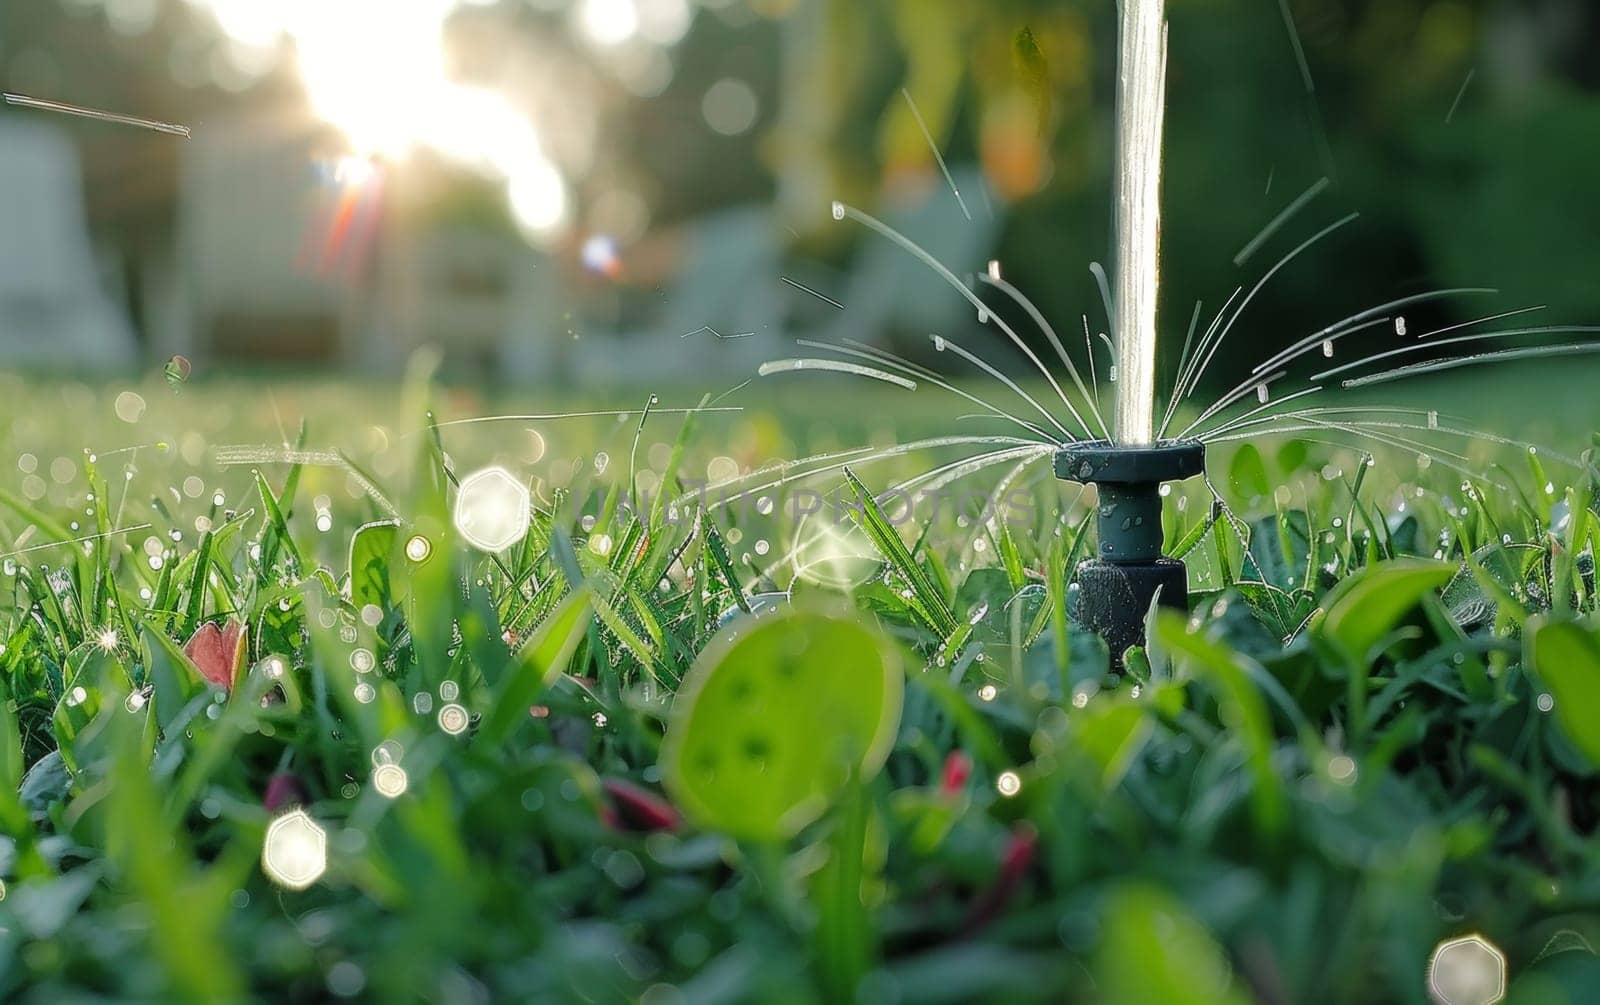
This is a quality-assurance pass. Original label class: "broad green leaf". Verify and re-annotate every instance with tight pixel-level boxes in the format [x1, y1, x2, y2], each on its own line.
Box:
[1527, 619, 1600, 768]
[348, 518, 400, 611]
[1318, 558, 1455, 664]
[1228, 443, 1271, 501]
[1246, 509, 1310, 590]
[1236, 582, 1315, 643]
[1069, 697, 1152, 792]
[1155, 613, 1287, 839]
[1096, 884, 1250, 1005]
[144, 627, 208, 733]
[661, 607, 902, 842]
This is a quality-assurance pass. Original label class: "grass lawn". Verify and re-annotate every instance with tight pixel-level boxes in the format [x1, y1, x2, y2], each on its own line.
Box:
[2, 357, 1600, 1002]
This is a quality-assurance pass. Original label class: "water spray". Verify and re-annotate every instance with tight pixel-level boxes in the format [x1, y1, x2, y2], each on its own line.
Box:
[1057, 0, 1203, 665]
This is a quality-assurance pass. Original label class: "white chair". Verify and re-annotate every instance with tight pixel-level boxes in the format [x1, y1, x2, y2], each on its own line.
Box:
[570, 205, 782, 384]
[813, 166, 1002, 347]
[167, 110, 362, 364]
[0, 119, 136, 369]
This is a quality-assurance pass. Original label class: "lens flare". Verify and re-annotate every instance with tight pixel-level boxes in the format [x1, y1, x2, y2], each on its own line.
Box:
[453, 467, 531, 553]
[1427, 935, 1506, 1005]
[262, 809, 328, 891]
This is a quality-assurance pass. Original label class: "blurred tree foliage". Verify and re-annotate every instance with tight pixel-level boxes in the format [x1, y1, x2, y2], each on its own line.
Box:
[4, 0, 1598, 388]
[776, 0, 1600, 392]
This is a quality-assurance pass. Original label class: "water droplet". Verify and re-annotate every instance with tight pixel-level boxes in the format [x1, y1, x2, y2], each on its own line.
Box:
[1256, 384, 1269, 404]
[830, 201, 845, 221]
[1321, 339, 1334, 357]
[1395, 317, 1407, 336]
[438, 703, 469, 735]
[932, 335, 946, 352]
[405, 535, 432, 562]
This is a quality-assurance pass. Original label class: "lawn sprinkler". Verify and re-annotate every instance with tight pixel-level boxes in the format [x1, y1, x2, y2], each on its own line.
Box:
[1048, 0, 1202, 667]
[1056, 440, 1204, 665]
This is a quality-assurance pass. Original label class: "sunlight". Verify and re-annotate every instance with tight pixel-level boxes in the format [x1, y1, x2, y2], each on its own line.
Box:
[183, 0, 574, 238]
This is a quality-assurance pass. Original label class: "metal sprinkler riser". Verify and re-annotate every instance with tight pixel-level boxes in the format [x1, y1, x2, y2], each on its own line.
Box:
[1056, 440, 1204, 666]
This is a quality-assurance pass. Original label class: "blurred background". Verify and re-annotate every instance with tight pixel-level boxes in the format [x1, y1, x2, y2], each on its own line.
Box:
[0, 0, 1596, 396]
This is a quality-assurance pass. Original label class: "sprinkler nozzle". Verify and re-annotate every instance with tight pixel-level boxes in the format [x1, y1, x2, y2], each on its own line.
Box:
[1056, 440, 1205, 667]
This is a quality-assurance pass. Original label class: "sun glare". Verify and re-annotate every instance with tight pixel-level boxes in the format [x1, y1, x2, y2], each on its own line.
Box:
[184, 0, 582, 240]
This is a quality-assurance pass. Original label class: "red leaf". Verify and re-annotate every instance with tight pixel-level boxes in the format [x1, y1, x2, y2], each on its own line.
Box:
[184, 619, 247, 691]
[940, 750, 973, 795]
[961, 823, 1039, 935]
[263, 772, 309, 813]
[601, 778, 682, 832]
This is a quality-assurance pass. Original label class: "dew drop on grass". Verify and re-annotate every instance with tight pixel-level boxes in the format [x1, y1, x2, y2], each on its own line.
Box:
[1395, 317, 1407, 336]
[438, 703, 469, 735]
[932, 335, 946, 352]
[404, 535, 432, 563]
[413, 692, 433, 715]
[1538, 693, 1555, 712]
[1256, 384, 1269, 404]
[1322, 339, 1334, 357]
[830, 201, 845, 221]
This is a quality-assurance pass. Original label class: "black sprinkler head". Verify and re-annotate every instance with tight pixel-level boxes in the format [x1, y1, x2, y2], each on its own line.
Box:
[1056, 440, 1205, 666]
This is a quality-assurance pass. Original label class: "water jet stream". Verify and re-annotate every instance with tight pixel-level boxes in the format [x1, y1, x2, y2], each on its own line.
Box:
[1111, 0, 1166, 444]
